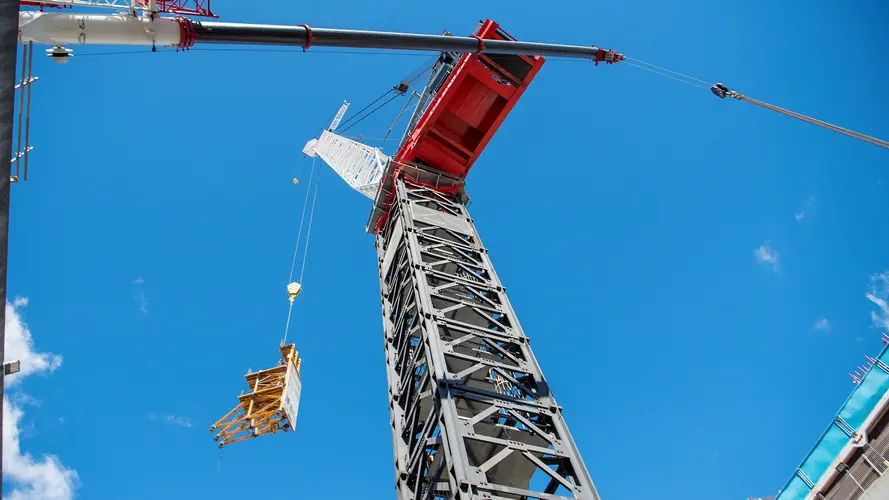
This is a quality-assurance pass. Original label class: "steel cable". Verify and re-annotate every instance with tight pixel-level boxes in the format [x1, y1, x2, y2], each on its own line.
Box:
[624, 57, 889, 150]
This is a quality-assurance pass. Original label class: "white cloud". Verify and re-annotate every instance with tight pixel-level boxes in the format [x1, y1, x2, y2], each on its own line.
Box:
[4, 302, 62, 387]
[813, 318, 831, 332]
[3, 298, 78, 500]
[132, 278, 148, 315]
[135, 291, 148, 315]
[754, 243, 780, 272]
[795, 196, 816, 222]
[148, 413, 195, 428]
[164, 415, 194, 428]
[866, 272, 889, 330]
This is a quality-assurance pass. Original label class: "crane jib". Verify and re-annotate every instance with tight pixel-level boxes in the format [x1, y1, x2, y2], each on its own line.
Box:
[16, 11, 626, 64]
[190, 21, 616, 60]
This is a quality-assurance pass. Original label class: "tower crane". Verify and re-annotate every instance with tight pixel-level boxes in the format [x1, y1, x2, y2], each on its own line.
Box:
[3, 3, 888, 500]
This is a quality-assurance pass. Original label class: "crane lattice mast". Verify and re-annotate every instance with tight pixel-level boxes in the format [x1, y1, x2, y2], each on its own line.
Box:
[305, 19, 602, 499]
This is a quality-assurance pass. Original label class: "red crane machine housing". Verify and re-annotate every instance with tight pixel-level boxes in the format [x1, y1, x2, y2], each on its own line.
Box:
[370, 19, 545, 233]
[395, 19, 545, 179]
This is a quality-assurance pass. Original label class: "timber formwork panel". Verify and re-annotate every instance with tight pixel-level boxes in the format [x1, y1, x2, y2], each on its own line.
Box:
[376, 176, 599, 500]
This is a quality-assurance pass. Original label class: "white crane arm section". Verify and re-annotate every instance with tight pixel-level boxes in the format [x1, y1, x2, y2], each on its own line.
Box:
[328, 101, 350, 132]
[303, 131, 386, 200]
[18, 11, 181, 46]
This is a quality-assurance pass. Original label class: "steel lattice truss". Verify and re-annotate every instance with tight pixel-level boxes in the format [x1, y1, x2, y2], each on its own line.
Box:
[376, 176, 599, 500]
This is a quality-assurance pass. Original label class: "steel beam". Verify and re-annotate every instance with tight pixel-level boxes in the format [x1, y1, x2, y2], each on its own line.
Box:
[18, 12, 625, 64]
[192, 22, 618, 61]
[376, 175, 598, 500]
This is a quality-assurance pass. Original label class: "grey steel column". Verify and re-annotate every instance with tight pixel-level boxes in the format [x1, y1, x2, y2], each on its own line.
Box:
[0, 0, 22, 495]
[376, 175, 599, 500]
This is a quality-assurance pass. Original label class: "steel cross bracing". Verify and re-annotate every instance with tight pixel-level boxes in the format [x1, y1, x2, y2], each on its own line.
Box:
[377, 176, 598, 500]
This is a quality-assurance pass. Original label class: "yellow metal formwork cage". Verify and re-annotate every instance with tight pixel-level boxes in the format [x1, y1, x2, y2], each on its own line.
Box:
[210, 343, 302, 448]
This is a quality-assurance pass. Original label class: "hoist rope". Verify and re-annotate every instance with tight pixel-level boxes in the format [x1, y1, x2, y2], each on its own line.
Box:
[337, 90, 394, 131]
[299, 168, 321, 284]
[624, 60, 711, 91]
[289, 156, 317, 282]
[282, 57, 428, 346]
[404, 56, 436, 84]
[338, 93, 403, 134]
[335, 57, 436, 135]
[625, 57, 712, 86]
[283, 157, 321, 345]
[283, 302, 295, 345]
[625, 57, 889, 150]
[404, 56, 438, 85]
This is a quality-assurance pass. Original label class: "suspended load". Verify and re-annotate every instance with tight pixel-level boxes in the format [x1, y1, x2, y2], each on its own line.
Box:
[210, 343, 303, 448]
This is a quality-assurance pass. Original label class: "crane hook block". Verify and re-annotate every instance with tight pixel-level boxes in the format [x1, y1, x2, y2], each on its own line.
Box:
[711, 83, 730, 99]
[287, 282, 302, 303]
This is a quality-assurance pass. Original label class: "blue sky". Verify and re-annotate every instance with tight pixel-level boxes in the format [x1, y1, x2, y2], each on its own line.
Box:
[4, 1, 889, 499]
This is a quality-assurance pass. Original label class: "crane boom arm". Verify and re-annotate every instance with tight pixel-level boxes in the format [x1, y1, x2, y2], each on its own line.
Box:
[17, 10, 625, 64]
[733, 93, 889, 150]
[710, 83, 889, 150]
[192, 21, 623, 62]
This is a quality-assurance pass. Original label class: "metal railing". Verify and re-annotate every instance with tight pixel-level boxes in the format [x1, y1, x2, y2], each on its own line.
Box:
[824, 420, 889, 500]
